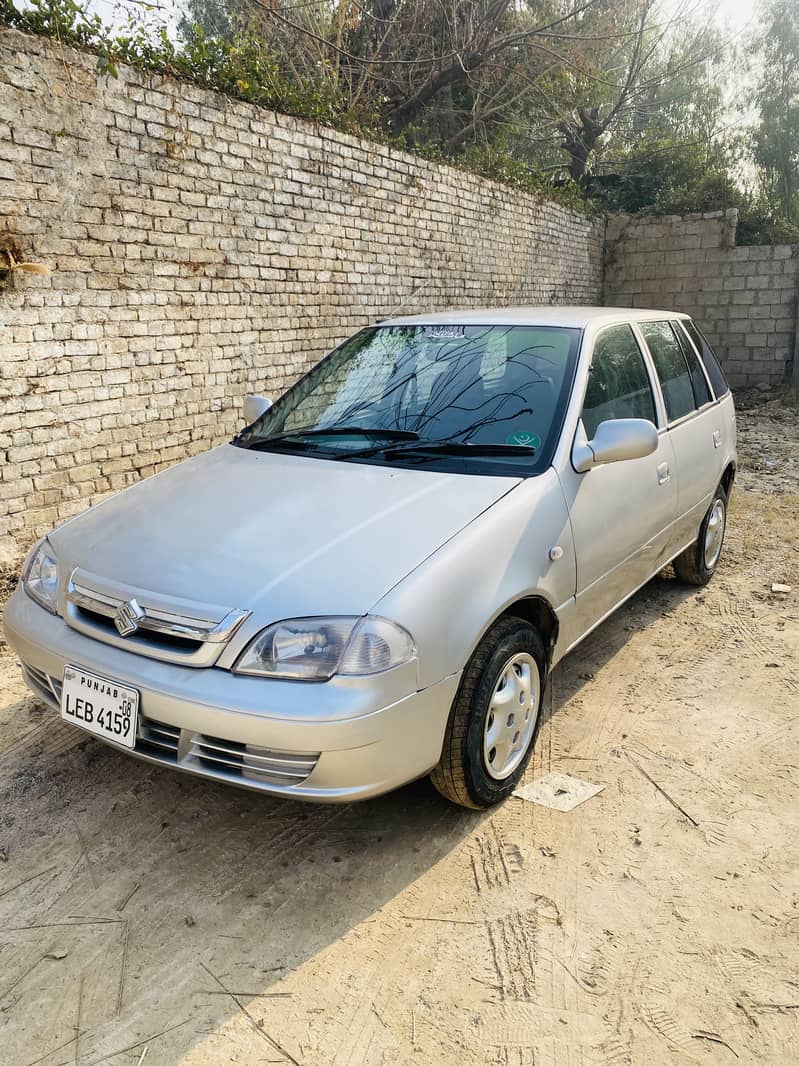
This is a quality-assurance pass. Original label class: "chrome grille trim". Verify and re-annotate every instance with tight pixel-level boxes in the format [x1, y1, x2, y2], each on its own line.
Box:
[146, 723, 181, 742]
[188, 733, 319, 784]
[136, 718, 181, 760]
[189, 734, 318, 769]
[67, 578, 249, 643]
[63, 569, 250, 667]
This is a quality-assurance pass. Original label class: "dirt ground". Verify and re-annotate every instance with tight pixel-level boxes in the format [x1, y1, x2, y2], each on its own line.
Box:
[1, 395, 798, 1066]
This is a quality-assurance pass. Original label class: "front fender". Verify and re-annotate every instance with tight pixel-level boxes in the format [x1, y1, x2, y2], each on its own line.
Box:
[372, 469, 575, 689]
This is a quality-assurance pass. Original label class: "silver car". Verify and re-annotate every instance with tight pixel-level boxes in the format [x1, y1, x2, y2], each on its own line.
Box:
[4, 307, 736, 808]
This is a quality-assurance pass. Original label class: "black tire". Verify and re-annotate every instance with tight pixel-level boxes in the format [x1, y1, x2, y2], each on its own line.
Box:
[673, 485, 727, 587]
[430, 617, 546, 810]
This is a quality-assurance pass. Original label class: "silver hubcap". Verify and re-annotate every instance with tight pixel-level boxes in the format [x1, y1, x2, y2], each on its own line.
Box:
[483, 652, 540, 780]
[703, 498, 725, 570]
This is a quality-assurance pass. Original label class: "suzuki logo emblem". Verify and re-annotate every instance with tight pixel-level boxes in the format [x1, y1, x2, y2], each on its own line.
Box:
[114, 598, 145, 637]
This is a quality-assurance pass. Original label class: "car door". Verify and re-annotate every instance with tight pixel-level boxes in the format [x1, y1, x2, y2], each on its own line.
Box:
[557, 323, 678, 644]
[636, 319, 722, 552]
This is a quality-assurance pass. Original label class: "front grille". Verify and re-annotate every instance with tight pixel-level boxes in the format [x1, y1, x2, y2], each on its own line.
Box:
[136, 717, 181, 761]
[187, 733, 319, 786]
[76, 606, 203, 653]
[64, 569, 249, 668]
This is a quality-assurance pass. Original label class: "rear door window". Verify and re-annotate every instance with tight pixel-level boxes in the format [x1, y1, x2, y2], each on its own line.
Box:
[582, 324, 657, 439]
[640, 320, 696, 423]
[680, 320, 730, 398]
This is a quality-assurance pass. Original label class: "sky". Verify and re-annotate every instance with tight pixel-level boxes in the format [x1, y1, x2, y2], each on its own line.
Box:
[90, 0, 182, 34]
[714, 0, 757, 30]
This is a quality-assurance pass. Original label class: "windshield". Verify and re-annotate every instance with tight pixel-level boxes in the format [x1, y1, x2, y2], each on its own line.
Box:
[235, 323, 582, 474]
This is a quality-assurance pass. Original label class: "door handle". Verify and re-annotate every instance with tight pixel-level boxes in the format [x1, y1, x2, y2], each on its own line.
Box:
[657, 461, 670, 485]
[713, 429, 722, 448]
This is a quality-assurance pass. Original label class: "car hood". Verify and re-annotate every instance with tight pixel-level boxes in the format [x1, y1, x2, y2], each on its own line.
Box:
[50, 445, 520, 618]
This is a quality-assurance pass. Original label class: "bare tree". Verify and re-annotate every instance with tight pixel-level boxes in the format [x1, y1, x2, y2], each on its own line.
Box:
[182, 0, 724, 181]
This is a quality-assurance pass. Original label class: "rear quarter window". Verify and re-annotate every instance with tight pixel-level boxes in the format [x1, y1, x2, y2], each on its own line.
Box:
[673, 324, 712, 408]
[679, 320, 730, 398]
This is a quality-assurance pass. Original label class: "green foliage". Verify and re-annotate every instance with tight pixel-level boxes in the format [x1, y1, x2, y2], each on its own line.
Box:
[177, 0, 235, 45]
[736, 203, 799, 246]
[456, 146, 590, 213]
[2, 0, 370, 129]
[585, 136, 799, 245]
[589, 139, 744, 216]
[750, 0, 799, 224]
[2, 0, 112, 62]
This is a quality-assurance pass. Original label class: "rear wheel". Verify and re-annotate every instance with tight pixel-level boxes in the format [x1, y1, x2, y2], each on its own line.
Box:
[673, 485, 727, 587]
[430, 617, 545, 809]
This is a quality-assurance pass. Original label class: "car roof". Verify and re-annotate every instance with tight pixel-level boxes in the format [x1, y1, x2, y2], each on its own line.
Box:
[379, 305, 689, 328]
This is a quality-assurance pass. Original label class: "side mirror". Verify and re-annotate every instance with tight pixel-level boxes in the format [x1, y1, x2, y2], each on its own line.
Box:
[572, 418, 658, 473]
[243, 394, 271, 424]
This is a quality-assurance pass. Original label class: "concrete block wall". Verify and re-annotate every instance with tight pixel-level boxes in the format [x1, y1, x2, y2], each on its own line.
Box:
[0, 29, 603, 563]
[604, 210, 799, 388]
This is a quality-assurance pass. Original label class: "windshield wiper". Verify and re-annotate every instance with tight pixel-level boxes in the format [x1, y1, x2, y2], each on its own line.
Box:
[238, 429, 535, 462]
[346, 440, 537, 461]
[241, 426, 420, 450]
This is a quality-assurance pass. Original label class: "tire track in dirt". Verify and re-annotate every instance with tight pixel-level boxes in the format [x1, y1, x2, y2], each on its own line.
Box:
[470, 820, 514, 892]
[710, 599, 799, 696]
[486, 909, 538, 1000]
[476, 610, 650, 1064]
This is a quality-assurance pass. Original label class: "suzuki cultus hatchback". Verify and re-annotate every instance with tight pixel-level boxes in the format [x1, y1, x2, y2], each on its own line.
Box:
[5, 307, 736, 808]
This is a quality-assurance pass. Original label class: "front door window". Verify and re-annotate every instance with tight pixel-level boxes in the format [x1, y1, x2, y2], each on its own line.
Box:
[582, 324, 657, 438]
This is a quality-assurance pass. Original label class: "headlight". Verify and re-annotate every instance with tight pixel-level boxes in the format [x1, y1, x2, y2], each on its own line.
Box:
[233, 616, 415, 680]
[22, 539, 59, 614]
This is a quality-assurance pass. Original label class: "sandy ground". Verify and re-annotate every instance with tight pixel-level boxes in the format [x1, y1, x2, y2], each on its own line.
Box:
[1, 395, 798, 1066]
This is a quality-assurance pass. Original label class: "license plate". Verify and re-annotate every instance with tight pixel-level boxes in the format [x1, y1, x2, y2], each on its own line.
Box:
[61, 665, 139, 750]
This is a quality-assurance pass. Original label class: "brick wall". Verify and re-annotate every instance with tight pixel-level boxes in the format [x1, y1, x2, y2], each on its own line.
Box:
[604, 210, 799, 389]
[0, 29, 603, 564]
[6, 30, 798, 569]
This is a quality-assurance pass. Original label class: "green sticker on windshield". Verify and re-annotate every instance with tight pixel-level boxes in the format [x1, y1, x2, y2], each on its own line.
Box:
[506, 431, 541, 449]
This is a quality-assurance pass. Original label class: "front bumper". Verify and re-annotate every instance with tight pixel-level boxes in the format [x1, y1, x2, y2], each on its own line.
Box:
[3, 587, 460, 802]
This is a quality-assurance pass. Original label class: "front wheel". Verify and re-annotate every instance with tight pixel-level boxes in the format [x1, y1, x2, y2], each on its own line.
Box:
[430, 617, 546, 809]
[673, 485, 727, 587]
